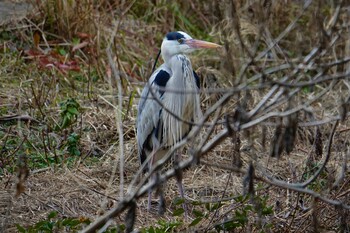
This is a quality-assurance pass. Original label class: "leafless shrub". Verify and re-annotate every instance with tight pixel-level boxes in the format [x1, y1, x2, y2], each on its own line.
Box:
[1, 0, 350, 232]
[81, 1, 350, 232]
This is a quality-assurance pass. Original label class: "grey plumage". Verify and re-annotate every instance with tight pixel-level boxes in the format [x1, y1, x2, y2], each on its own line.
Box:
[136, 31, 220, 210]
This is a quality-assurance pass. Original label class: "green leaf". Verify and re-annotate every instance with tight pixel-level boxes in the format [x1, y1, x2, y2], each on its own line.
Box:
[67, 106, 79, 115]
[191, 200, 202, 206]
[58, 48, 67, 56]
[172, 208, 185, 216]
[222, 220, 240, 230]
[15, 224, 27, 233]
[192, 209, 204, 217]
[205, 203, 222, 212]
[70, 148, 80, 156]
[62, 218, 80, 227]
[72, 37, 80, 45]
[215, 220, 240, 231]
[118, 224, 126, 231]
[244, 204, 253, 211]
[189, 217, 202, 226]
[47, 211, 58, 219]
[234, 210, 248, 225]
[60, 116, 69, 129]
[302, 86, 310, 93]
[234, 194, 248, 203]
[262, 206, 273, 215]
[148, 226, 155, 233]
[173, 197, 185, 205]
[68, 132, 79, 141]
[35, 220, 54, 231]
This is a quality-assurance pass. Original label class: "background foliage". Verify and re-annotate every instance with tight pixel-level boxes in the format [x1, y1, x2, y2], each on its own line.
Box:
[0, 0, 349, 232]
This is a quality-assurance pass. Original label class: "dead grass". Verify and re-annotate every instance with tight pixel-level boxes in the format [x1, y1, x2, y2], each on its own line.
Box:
[1, 0, 350, 232]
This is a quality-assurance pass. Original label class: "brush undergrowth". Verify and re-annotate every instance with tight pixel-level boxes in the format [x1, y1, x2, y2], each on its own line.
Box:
[16, 193, 273, 232]
[1, 0, 349, 232]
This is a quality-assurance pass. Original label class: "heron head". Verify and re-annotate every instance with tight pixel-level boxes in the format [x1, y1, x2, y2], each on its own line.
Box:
[161, 31, 221, 61]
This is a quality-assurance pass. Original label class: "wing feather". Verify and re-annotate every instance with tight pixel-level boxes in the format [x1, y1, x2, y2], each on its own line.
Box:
[136, 65, 172, 166]
[193, 70, 200, 89]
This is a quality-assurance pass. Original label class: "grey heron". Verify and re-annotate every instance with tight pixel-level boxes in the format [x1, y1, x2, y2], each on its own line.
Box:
[136, 31, 220, 211]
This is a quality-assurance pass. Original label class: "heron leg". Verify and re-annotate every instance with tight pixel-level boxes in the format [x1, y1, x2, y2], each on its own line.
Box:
[147, 185, 152, 211]
[176, 177, 187, 215]
[147, 153, 155, 211]
[174, 153, 188, 215]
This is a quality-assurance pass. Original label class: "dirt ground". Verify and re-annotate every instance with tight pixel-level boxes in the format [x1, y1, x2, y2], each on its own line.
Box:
[0, 1, 32, 25]
[1, 1, 350, 232]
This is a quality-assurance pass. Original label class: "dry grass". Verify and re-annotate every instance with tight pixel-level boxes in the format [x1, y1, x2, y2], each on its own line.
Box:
[1, 0, 350, 232]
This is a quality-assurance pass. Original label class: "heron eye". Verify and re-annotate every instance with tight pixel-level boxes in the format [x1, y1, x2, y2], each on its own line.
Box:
[177, 38, 184, 44]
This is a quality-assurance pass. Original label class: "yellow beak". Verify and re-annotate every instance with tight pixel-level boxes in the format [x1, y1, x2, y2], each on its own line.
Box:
[184, 39, 221, 49]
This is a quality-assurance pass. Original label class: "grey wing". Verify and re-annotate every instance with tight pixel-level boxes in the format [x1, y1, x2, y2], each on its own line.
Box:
[193, 70, 200, 89]
[136, 65, 171, 166]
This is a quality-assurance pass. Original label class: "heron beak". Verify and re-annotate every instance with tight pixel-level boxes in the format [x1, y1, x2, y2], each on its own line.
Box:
[185, 39, 221, 49]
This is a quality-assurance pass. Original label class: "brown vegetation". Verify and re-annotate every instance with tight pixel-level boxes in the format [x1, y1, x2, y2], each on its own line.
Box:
[0, 0, 349, 232]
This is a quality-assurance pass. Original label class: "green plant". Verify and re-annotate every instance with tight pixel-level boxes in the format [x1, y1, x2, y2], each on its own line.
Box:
[15, 211, 125, 233]
[16, 211, 91, 232]
[302, 161, 328, 192]
[214, 194, 274, 232]
[172, 194, 273, 231]
[66, 132, 81, 156]
[56, 98, 80, 130]
[141, 219, 183, 233]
